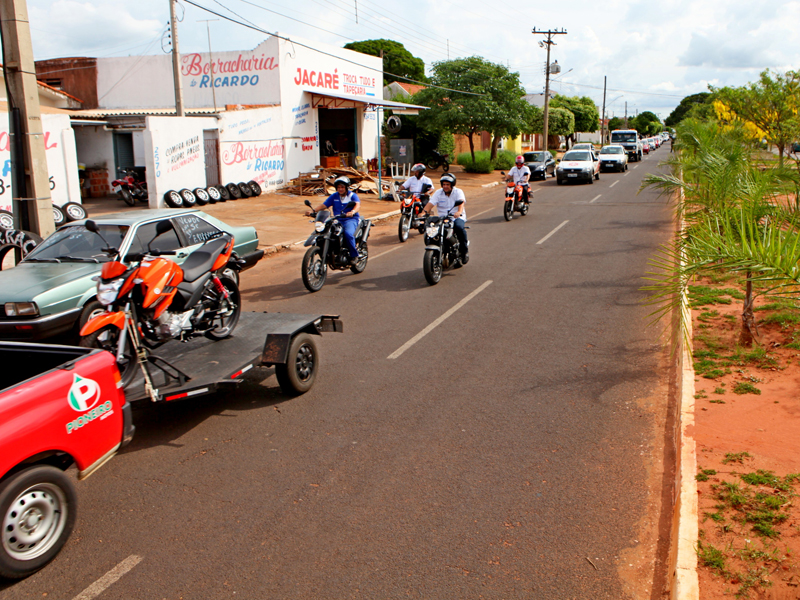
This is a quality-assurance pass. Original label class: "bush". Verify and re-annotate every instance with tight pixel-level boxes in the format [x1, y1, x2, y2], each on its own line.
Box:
[437, 132, 455, 158]
[456, 149, 517, 171]
[493, 150, 516, 170]
[462, 158, 494, 174]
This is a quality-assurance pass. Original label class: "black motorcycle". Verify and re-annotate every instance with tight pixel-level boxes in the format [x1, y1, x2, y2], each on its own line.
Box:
[425, 150, 450, 173]
[422, 200, 468, 285]
[302, 199, 371, 292]
[397, 183, 431, 242]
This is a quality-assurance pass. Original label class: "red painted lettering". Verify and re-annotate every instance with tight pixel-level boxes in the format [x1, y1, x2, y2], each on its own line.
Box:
[44, 131, 57, 150]
[294, 68, 302, 85]
[181, 53, 203, 76]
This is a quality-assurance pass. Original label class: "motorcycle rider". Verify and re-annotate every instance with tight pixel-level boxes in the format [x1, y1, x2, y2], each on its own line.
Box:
[422, 173, 468, 266]
[401, 163, 433, 195]
[506, 155, 531, 202]
[306, 176, 361, 266]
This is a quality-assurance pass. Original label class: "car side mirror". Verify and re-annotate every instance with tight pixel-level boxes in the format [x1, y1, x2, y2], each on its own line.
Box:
[85, 219, 98, 233]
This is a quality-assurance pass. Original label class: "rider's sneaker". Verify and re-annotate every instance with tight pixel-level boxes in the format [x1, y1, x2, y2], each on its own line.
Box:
[461, 249, 469, 265]
[453, 258, 463, 269]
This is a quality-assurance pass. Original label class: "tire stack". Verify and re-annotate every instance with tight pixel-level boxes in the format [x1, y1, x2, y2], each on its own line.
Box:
[163, 181, 262, 208]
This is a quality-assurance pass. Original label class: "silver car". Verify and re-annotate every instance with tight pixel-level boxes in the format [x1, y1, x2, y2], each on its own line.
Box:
[598, 145, 629, 172]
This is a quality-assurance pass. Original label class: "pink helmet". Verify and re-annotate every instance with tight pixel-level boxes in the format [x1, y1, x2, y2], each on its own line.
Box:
[515, 155, 524, 164]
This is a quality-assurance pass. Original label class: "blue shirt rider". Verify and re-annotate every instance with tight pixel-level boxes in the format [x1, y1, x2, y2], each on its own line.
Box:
[306, 176, 361, 266]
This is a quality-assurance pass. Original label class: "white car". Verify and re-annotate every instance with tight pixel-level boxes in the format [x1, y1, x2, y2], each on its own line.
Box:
[556, 149, 600, 185]
[598, 145, 628, 172]
[572, 143, 594, 151]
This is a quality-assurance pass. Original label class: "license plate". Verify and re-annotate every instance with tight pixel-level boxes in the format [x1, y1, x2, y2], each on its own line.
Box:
[567, 174, 577, 178]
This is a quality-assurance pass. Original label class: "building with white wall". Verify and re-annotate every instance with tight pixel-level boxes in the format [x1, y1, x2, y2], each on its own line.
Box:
[62, 35, 420, 207]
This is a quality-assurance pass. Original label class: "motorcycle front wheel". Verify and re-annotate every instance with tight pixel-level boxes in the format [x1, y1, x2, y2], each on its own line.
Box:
[205, 277, 241, 340]
[350, 242, 368, 274]
[119, 188, 135, 207]
[442, 161, 450, 173]
[503, 200, 514, 221]
[425, 158, 439, 171]
[79, 325, 138, 387]
[302, 246, 327, 292]
[423, 249, 442, 285]
[398, 214, 411, 242]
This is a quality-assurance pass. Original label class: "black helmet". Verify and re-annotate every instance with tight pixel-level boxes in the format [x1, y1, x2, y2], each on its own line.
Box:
[411, 163, 426, 174]
[440, 173, 456, 187]
[333, 176, 351, 189]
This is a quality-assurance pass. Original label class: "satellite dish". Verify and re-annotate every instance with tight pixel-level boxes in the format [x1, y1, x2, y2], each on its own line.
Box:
[386, 115, 402, 133]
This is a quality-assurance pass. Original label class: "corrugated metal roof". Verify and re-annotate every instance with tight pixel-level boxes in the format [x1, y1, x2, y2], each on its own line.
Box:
[69, 107, 219, 118]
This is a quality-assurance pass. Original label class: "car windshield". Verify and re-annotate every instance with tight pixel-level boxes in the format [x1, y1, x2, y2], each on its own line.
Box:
[573, 144, 592, 149]
[563, 152, 591, 161]
[611, 133, 637, 143]
[600, 147, 624, 154]
[24, 224, 129, 262]
[524, 152, 548, 162]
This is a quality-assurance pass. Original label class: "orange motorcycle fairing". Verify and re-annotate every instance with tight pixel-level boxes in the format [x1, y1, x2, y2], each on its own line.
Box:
[101, 260, 127, 280]
[137, 256, 183, 317]
[211, 238, 234, 272]
[80, 310, 125, 336]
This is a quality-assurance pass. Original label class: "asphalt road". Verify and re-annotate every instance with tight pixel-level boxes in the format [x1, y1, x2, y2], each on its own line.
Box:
[1, 150, 677, 600]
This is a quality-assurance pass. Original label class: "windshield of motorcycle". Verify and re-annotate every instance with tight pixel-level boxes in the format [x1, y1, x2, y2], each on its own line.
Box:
[316, 210, 331, 223]
[25, 224, 129, 262]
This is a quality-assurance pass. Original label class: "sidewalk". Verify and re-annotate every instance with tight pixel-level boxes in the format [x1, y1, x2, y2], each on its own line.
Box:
[82, 166, 503, 253]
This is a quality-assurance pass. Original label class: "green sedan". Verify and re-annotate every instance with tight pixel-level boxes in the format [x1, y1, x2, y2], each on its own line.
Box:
[0, 209, 263, 341]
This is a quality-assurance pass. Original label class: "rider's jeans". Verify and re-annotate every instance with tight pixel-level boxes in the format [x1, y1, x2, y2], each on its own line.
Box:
[341, 218, 359, 258]
[453, 218, 468, 254]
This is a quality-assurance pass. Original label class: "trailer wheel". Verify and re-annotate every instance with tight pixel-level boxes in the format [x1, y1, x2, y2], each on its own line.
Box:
[276, 333, 317, 396]
[0, 465, 77, 580]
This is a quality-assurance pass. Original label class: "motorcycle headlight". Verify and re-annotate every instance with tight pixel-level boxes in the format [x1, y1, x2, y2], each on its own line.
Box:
[426, 225, 439, 237]
[315, 221, 325, 233]
[97, 279, 124, 306]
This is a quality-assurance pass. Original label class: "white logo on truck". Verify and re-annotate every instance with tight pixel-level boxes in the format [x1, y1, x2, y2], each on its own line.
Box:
[68, 374, 101, 412]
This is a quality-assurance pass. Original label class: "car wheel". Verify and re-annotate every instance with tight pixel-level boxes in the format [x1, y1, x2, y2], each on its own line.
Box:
[179, 189, 196, 207]
[226, 183, 242, 200]
[193, 188, 210, 206]
[247, 180, 262, 197]
[206, 186, 221, 204]
[0, 466, 77, 580]
[237, 182, 253, 198]
[52, 205, 66, 228]
[75, 300, 105, 339]
[216, 185, 230, 202]
[62, 202, 87, 221]
[164, 190, 183, 208]
[556, 178, 563, 185]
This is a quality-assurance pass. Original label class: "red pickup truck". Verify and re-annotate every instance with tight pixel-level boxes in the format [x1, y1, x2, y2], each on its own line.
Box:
[0, 342, 133, 579]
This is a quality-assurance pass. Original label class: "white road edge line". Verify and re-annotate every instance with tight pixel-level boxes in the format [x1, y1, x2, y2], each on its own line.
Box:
[536, 220, 569, 245]
[372, 245, 404, 260]
[388, 280, 493, 359]
[589, 195, 601, 204]
[609, 180, 619, 188]
[72, 555, 143, 600]
[632, 165, 639, 169]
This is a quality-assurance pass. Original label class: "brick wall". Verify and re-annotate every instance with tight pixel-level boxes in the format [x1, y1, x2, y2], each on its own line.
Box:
[88, 168, 110, 198]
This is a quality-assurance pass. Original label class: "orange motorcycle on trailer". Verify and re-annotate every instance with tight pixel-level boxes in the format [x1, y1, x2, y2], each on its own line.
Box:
[78, 220, 243, 396]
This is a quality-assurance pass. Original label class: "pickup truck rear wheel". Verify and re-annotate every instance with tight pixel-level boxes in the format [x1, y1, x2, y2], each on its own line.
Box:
[0, 466, 76, 579]
[275, 333, 318, 395]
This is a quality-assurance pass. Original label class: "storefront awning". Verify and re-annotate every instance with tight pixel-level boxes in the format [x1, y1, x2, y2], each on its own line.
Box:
[306, 90, 426, 114]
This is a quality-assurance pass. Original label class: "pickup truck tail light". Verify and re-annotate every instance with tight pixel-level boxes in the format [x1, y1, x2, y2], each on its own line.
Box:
[5, 302, 39, 317]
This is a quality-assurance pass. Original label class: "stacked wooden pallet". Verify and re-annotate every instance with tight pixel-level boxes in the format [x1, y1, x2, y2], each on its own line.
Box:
[283, 167, 394, 198]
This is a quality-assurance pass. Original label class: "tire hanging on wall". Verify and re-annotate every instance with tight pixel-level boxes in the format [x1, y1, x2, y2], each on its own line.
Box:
[386, 115, 402, 133]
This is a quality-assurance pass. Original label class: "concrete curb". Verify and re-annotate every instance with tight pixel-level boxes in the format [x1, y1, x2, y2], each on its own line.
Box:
[259, 209, 402, 255]
[481, 181, 500, 188]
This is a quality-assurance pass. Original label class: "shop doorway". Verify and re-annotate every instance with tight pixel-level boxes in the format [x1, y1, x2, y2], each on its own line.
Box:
[113, 132, 134, 177]
[318, 107, 357, 167]
[203, 129, 220, 186]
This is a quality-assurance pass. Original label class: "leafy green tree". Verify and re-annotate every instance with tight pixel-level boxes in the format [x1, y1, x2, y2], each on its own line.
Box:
[713, 69, 800, 165]
[631, 111, 663, 136]
[551, 95, 600, 148]
[665, 93, 711, 128]
[608, 116, 624, 132]
[415, 57, 532, 162]
[529, 106, 574, 150]
[344, 39, 426, 84]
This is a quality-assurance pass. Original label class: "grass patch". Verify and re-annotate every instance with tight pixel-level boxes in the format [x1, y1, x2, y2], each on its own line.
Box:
[709, 399, 726, 404]
[697, 541, 728, 574]
[722, 452, 751, 465]
[698, 310, 720, 322]
[690, 285, 734, 307]
[760, 311, 800, 328]
[714, 387, 726, 394]
[697, 468, 718, 481]
[733, 382, 761, 395]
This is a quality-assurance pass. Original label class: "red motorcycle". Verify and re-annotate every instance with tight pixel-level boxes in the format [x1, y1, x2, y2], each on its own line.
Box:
[503, 180, 529, 221]
[111, 168, 148, 206]
[397, 183, 432, 242]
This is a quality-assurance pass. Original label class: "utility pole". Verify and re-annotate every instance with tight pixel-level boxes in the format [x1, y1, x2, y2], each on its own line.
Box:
[624, 101, 628, 129]
[600, 75, 606, 145]
[169, 0, 184, 116]
[0, 0, 54, 237]
[532, 27, 566, 152]
[198, 19, 218, 113]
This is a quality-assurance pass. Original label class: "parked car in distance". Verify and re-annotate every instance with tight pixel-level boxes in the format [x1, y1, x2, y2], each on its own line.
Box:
[0, 209, 264, 342]
[642, 140, 651, 154]
[598, 145, 629, 172]
[556, 150, 600, 185]
[523, 151, 556, 179]
[571, 143, 594, 151]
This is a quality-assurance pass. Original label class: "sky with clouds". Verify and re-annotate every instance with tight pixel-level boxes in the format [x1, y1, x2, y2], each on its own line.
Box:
[27, 0, 800, 120]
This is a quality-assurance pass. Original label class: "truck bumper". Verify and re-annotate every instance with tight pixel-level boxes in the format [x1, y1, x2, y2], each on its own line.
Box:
[0, 307, 81, 341]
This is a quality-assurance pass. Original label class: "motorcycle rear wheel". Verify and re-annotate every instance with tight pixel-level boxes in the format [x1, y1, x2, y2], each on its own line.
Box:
[425, 158, 439, 171]
[302, 246, 327, 292]
[398, 214, 411, 242]
[423, 249, 442, 285]
[205, 277, 241, 340]
[442, 161, 450, 173]
[503, 200, 514, 221]
[79, 325, 138, 388]
[519, 201, 529, 216]
[350, 242, 368, 274]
